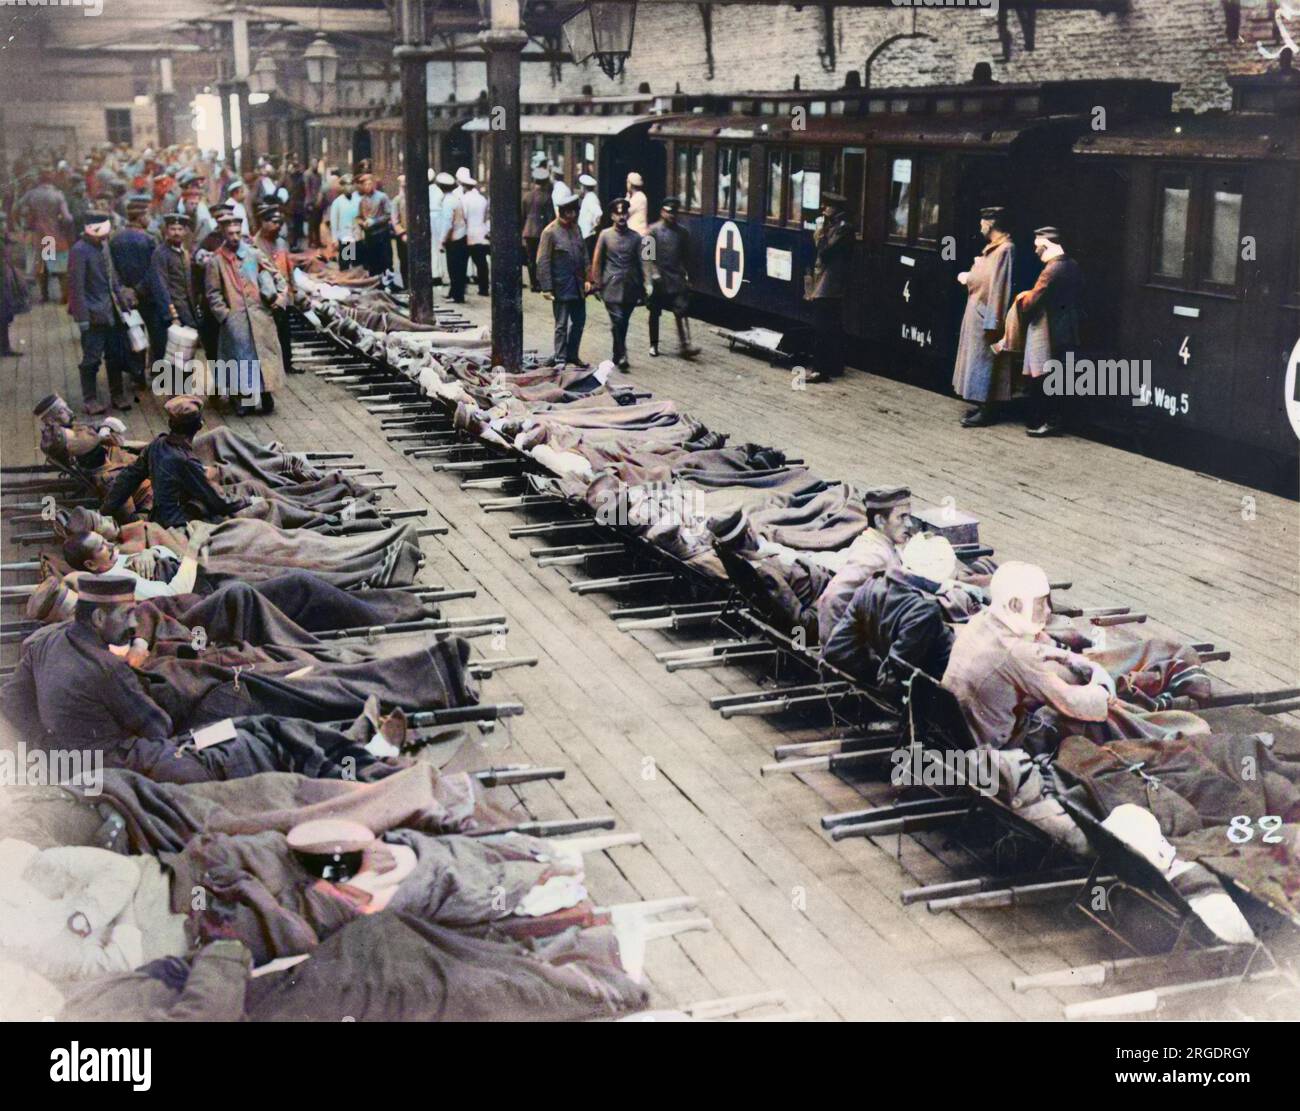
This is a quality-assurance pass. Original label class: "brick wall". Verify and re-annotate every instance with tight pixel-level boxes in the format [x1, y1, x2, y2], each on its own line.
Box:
[432, 0, 1290, 113]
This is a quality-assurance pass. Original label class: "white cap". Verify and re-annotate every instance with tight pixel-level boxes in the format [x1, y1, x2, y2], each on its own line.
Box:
[626, 171, 643, 187]
[427, 168, 436, 183]
[531, 166, 551, 182]
[578, 173, 597, 188]
[434, 171, 455, 187]
[901, 533, 956, 584]
[551, 181, 578, 209]
[455, 166, 475, 186]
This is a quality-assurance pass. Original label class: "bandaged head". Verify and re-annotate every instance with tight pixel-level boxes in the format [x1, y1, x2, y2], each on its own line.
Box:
[1102, 804, 1176, 875]
[901, 533, 956, 586]
[989, 560, 1051, 638]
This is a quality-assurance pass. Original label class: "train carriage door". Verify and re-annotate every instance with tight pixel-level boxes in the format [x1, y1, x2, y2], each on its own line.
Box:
[885, 149, 950, 385]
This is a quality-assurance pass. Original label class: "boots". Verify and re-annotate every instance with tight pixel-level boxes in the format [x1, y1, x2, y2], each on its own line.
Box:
[677, 317, 700, 358]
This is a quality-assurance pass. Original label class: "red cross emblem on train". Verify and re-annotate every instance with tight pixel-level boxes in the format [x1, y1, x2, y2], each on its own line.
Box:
[715, 221, 744, 300]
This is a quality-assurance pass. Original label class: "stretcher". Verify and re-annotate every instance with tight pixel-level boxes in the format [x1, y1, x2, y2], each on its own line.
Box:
[292, 292, 1300, 1020]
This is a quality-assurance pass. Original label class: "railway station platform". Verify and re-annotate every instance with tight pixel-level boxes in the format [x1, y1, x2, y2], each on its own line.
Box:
[5, 288, 1294, 1023]
[4, 293, 1296, 1022]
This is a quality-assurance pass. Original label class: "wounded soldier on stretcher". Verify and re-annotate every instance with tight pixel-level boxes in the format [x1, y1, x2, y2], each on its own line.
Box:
[0, 573, 477, 776]
[48, 503, 424, 591]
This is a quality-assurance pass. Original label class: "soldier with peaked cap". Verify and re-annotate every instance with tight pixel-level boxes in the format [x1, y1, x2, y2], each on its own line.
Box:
[952, 205, 1017, 427]
[589, 196, 643, 370]
[805, 190, 852, 383]
[254, 202, 296, 375]
[522, 165, 555, 292]
[645, 197, 700, 358]
[111, 193, 167, 369]
[0, 573, 177, 750]
[101, 392, 253, 529]
[68, 209, 135, 415]
[204, 211, 287, 415]
[815, 486, 915, 645]
[149, 212, 202, 362]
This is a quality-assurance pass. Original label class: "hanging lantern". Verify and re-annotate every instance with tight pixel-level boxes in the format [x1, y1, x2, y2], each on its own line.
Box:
[304, 33, 339, 87]
[563, 2, 636, 79]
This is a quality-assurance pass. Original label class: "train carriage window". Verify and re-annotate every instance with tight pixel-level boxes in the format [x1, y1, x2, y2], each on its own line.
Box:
[842, 147, 866, 235]
[888, 158, 912, 240]
[790, 149, 823, 230]
[1153, 172, 1191, 281]
[916, 160, 942, 243]
[716, 146, 750, 218]
[766, 149, 785, 223]
[675, 142, 704, 212]
[1206, 174, 1243, 288]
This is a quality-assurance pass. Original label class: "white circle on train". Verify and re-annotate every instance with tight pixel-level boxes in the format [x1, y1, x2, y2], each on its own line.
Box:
[1287, 334, 1300, 443]
[715, 221, 744, 299]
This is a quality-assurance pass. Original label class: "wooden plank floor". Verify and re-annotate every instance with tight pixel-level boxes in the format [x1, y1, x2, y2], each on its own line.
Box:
[3, 294, 1298, 1021]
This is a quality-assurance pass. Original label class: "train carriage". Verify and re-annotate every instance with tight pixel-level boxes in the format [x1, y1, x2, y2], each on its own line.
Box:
[1071, 72, 1300, 481]
[464, 90, 677, 206]
[365, 102, 478, 186]
[650, 79, 1175, 383]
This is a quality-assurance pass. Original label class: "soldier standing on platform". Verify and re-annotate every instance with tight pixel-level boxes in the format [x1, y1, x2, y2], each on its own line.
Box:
[805, 191, 852, 384]
[537, 182, 590, 366]
[645, 198, 700, 359]
[589, 196, 643, 370]
[952, 206, 1015, 427]
[68, 210, 134, 415]
[523, 166, 555, 294]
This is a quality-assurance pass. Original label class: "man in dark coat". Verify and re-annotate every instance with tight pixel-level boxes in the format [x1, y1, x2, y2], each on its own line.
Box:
[101, 394, 251, 529]
[1016, 226, 1084, 437]
[149, 212, 202, 380]
[522, 167, 554, 292]
[536, 182, 590, 365]
[806, 191, 853, 383]
[110, 193, 162, 377]
[645, 198, 700, 358]
[0, 574, 174, 752]
[67, 210, 134, 414]
[589, 197, 643, 370]
[821, 534, 958, 696]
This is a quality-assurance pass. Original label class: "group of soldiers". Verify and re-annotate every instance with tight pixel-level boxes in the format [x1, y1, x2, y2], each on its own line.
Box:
[529, 165, 699, 370]
[5, 148, 300, 418]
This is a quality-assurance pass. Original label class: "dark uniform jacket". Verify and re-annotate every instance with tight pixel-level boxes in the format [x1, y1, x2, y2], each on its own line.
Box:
[536, 219, 589, 301]
[67, 236, 128, 326]
[102, 432, 246, 529]
[109, 227, 158, 300]
[0, 621, 173, 746]
[149, 241, 201, 328]
[591, 225, 644, 305]
[809, 214, 853, 300]
[821, 568, 953, 690]
[522, 184, 555, 239]
[645, 220, 693, 303]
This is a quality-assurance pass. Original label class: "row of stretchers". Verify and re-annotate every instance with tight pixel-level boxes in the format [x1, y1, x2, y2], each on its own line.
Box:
[290, 268, 1300, 1019]
[0, 279, 808, 1022]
